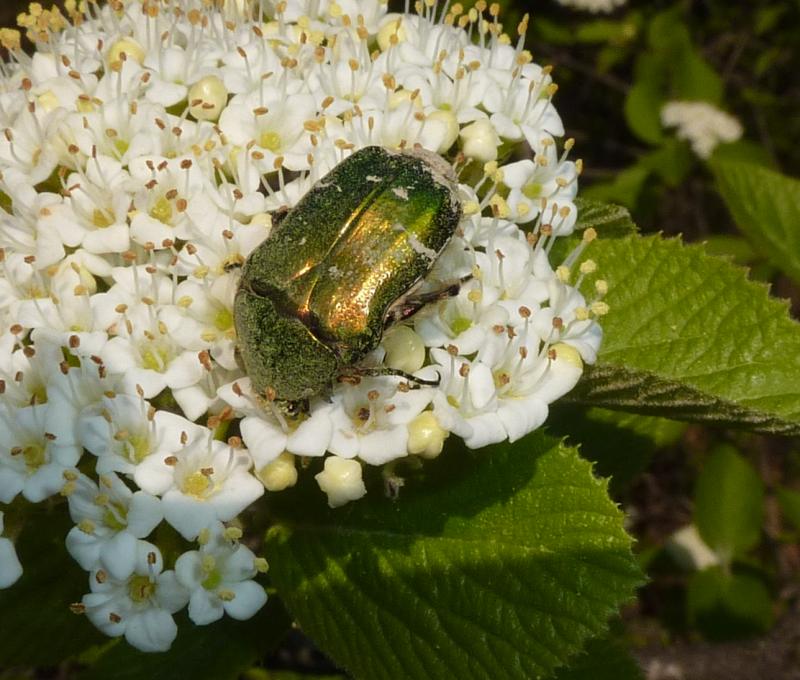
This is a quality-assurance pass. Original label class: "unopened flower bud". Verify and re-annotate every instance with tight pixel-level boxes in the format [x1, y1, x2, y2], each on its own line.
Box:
[459, 119, 500, 162]
[383, 325, 425, 374]
[315, 457, 366, 508]
[407, 411, 448, 459]
[188, 76, 228, 122]
[257, 452, 297, 492]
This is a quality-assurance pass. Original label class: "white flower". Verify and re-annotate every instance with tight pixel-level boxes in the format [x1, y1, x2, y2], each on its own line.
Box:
[64, 472, 163, 580]
[78, 392, 206, 484]
[218, 378, 334, 469]
[327, 377, 433, 465]
[137, 436, 263, 540]
[0, 511, 23, 589]
[0, 403, 82, 503]
[315, 456, 367, 508]
[175, 521, 268, 625]
[81, 544, 189, 653]
[661, 101, 743, 159]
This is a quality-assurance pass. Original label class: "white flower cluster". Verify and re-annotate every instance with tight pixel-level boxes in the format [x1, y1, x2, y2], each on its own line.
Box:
[0, 0, 604, 651]
[661, 100, 743, 159]
[555, 0, 627, 14]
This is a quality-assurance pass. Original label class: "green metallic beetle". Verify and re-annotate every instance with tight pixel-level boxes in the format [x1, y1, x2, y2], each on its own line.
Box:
[233, 145, 463, 413]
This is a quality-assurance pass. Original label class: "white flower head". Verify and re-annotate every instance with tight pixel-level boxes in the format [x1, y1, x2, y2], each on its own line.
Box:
[0, 0, 603, 535]
[555, 0, 628, 13]
[175, 521, 268, 625]
[661, 100, 743, 159]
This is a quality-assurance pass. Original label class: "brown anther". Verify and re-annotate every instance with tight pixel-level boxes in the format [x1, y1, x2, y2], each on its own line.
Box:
[227, 436, 242, 449]
[552, 317, 564, 330]
[69, 335, 80, 348]
[367, 390, 380, 401]
[357, 406, 370, 421]
[459, 363, 470, 377]
[446, 344, 459, 356]
[23, 346, 35, 358]
[548, 348, 558, 361]
[518, 306, 531, 319]
[198, 350, 212, 371]
[164, 455, 178, 466]
[200, 467, 214, 477]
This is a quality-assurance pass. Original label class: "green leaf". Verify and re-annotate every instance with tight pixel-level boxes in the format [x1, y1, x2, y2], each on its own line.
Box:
[711, 159, 800, 283]
[687, 567, 773, 640]
[710, 140, 775, 169]
[550, 638, 643, 680]
[80, 599, 292, 680]
[574, 199, 638, 238]
[694, 445, 764, 561]
[624, 55, 665, 145]
[568, 235, 800, 435]
[776, 486, 800, 530]
[0, 502, 107, 667]
[266, 434, 642, 680]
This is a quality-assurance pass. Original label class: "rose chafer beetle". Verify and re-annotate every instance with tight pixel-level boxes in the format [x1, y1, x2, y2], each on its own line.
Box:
[233, 145, 462, 413]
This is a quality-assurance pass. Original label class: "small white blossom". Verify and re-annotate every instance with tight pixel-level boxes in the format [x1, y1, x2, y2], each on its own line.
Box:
[175, 521, 268, 625]
[137, 436, 263, 540]
[64, 472, 163, 580]
[81, 544, 189, 653]
[327, 377, 433, 465]
[0, 403, 82, 503]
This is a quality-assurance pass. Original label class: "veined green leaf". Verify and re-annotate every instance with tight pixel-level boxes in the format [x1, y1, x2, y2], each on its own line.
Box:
[568, 235, 800, 435]
[266, 434, 642, 680]
[574, 199, 638, 238]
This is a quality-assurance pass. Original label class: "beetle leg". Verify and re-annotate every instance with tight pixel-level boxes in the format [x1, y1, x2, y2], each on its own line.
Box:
[383, 276, 471, 328]
[345, 366, 441, 388]
[270, 206, 290, 230]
